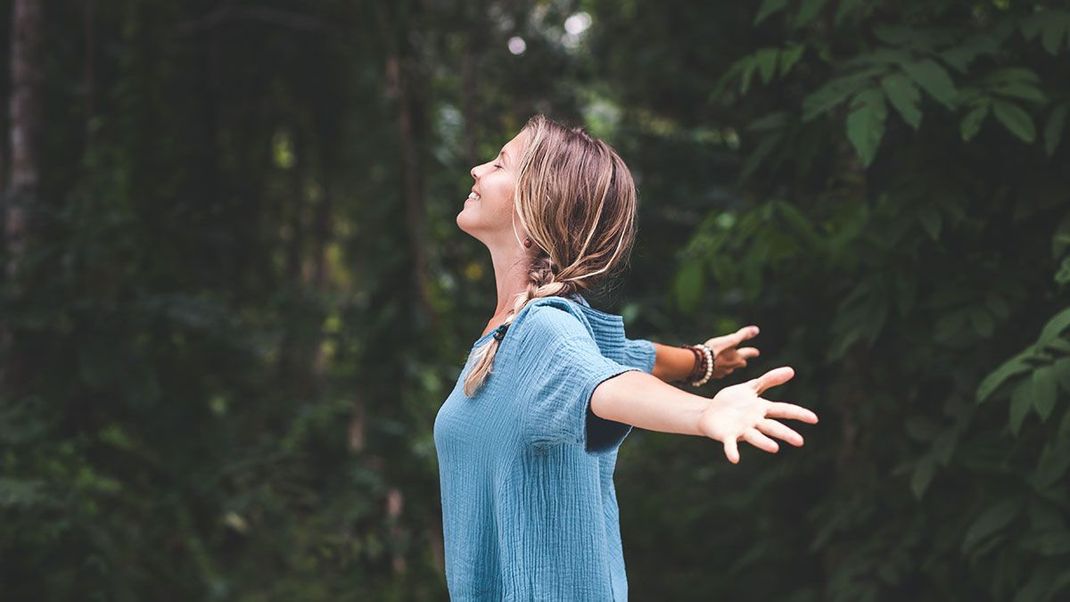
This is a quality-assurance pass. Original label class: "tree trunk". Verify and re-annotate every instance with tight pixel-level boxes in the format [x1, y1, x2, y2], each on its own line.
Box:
[2, 0, 43, 393]
[5, 0, 42, 283]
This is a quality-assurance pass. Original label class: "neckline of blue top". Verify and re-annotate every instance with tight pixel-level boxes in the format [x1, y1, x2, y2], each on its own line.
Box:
[469, 292, 624, 349]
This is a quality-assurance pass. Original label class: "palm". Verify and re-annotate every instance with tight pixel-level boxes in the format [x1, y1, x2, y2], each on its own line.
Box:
[697, 366, 819, 464]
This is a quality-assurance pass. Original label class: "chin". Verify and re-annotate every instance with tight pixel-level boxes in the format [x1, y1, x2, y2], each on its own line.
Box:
[456, 211, 480, 238]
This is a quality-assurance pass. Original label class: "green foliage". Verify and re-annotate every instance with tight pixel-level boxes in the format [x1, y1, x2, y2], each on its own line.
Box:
[4, 0, 1070, 600]
[592, 0, 1070, 600]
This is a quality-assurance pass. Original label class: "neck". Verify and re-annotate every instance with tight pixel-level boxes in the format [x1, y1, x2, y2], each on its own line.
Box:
[488, 244, 532, 318]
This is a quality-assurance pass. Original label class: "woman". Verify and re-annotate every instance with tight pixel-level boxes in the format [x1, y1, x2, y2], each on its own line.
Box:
[433, 114, 819, 600]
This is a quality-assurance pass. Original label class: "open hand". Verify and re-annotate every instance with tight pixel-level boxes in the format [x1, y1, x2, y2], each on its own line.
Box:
[697, 366, 818, 464]
[703, 325, 761, 379]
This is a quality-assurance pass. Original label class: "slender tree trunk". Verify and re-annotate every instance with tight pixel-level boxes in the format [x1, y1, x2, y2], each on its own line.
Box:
[2, 0, 43, 393]
[386, 50, 435, 331]
[5, 0, 41, 283]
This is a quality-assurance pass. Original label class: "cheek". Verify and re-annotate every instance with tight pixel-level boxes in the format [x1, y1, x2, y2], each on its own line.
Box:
[486, 179, 515, 208]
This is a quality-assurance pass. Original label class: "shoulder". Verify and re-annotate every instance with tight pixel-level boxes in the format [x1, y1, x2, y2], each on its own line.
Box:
[511, 296, 594, 345]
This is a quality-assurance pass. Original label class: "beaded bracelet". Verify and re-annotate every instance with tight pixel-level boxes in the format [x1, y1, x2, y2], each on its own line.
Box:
[678, 343, 716, 387]
[689, 344, 715, 387]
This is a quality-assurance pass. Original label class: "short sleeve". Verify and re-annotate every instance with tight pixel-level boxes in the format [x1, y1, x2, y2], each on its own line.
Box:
[622, 337, 656, 373]
[516, 305, 640, 454]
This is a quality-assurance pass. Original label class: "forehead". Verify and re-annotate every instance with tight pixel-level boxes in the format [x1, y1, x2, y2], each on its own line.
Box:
[500, 129, 530, 159]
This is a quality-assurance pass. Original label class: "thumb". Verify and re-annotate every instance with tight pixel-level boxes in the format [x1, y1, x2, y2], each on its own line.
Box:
[752, 366, 795, 395]
[723, 437, 740, 464]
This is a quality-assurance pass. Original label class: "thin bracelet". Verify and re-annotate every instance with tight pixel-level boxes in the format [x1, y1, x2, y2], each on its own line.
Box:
[680, 345, 705, 382]
[689, 344, 715, 387]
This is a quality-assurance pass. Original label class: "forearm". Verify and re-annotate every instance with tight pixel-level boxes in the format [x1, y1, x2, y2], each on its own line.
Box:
[590, 370, 708, 437]
[650, 341, 698, 383]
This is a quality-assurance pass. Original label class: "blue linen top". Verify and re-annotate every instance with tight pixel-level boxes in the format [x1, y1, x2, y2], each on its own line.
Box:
[433, 293, 656, 601]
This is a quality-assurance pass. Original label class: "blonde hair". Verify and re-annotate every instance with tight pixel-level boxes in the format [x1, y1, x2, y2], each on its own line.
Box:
[463, 114, 639, 397]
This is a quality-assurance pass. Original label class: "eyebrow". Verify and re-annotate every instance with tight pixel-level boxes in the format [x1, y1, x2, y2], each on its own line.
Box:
[499, 150, 509, 164]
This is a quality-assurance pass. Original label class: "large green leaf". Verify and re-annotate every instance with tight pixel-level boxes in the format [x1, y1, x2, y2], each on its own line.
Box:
[846, 88, 887, 167]
[801, 69, 882, 121]
[992, 100, 1036, 143]
[880, 73, 922, 129]
[901, 59, 958, 109]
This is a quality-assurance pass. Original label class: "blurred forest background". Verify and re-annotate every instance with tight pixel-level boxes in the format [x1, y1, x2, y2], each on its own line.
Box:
[1, 0, 1069, 600]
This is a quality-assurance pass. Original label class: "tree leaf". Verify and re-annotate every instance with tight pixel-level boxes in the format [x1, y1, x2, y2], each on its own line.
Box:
[1031, 365, 1058, 421]
[846, 88, 887, 167]
[801, 69, 881, 121]
[960, 103, 989, 141]
[1039, 307, 1070, 346]
[754, 0, 789, 25]
[901, 59, 958, 109]
[779, 44, 805, 77]
[740, 57, 757, 95]
[1010, 379, 1033, 435]
[990, 82, 1047, 103]
[976, 352, 1032, 403]
[756, 48, 780, 84]
[992, 100, 1036, 143]
[962, 499, 1021, 553]
[880, 73, 922, 129]
[1044, 104, 1067, 157]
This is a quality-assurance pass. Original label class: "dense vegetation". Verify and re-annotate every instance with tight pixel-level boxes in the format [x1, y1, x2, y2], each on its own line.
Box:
[1, 1, 1067, 600]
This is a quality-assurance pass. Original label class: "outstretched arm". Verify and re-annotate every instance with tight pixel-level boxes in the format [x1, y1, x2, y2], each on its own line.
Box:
[590, 365, 819, 464]
[649, 342, 703, 382]
[638, 325, 764, 383]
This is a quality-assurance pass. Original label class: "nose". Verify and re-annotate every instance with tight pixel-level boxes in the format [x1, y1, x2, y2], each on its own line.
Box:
[470, 160, 493, 181]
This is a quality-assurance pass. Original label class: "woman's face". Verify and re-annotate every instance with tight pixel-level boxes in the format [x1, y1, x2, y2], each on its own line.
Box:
[456, 129, 530, 246]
